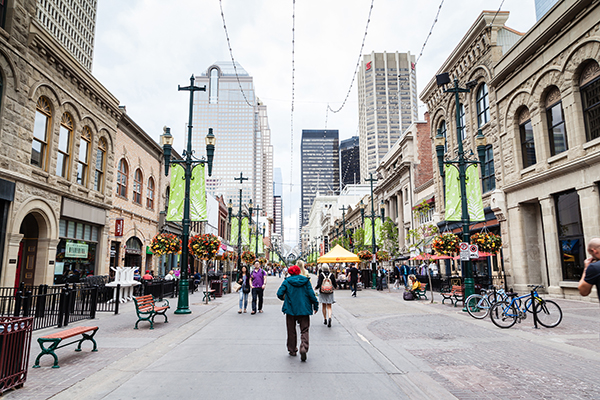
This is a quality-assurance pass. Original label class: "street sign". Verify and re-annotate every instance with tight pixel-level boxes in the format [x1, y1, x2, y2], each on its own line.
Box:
[469, 244, 479, 259]
[459, 242, 469, 261]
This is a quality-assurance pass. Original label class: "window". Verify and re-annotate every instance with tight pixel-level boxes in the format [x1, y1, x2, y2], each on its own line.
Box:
[518, 108, 536, 168]
[116, 158, 128, 198]
[209, 68, 219, 104]
[476, 83, 490, 127]
[458, 103, 466, 141]
[555, 190, 584, 281]
[133, 169, 142, 205]
[439, 120, 447, 153]
[32, 97, 52, 168]
[580, 61, 600, 142]
[56, 113, 73, 179]
[0, 0, 6, 30]
[77, 127, 91, 185]
[147, 177, 154, 209]
[482, 145, 495, 193]
[94, 138, 106, 192]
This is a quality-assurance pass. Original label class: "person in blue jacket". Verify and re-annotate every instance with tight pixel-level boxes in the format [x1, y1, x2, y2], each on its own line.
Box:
[277, 265, 319, 362]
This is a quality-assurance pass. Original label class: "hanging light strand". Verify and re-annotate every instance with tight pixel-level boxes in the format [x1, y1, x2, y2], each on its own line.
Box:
[489, 0, 506, 27]
[415, 0, 445, 67]
[327, 0, 375, 114]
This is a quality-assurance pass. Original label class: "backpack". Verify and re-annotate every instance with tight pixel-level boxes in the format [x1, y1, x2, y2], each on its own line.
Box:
[320, 273, 334, 294]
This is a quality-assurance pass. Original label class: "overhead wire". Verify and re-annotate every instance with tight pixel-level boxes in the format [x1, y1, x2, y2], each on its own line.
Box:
[414, 0, 445, 67]
[488, 0, 506, 27]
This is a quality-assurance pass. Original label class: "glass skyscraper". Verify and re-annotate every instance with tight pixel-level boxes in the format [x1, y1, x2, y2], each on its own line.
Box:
[301, 130, 339, 226]
[358, 52, 418, 181]
[340, 136, 360, 189]
[190, 62, 272, 219]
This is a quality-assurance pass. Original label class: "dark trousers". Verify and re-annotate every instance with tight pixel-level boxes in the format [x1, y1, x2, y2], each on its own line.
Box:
[349, 280, 357, 295]
[376, 276, 383, 291]
[286, 314, 310, 354]
[251, 287, 264, 312]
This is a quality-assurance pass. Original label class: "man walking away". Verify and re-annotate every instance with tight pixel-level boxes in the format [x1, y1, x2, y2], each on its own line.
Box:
[250, 261, 267, 314]
[277, 265, 319, 362]
[401, 263, 409, 288]
[348, 263, 359, 297]
[579, 238, 600, 302]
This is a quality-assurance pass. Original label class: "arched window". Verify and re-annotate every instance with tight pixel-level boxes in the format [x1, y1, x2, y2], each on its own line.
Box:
[209, 68, 219, 104]
[94, 138, 106, 192]
[116, 158, 128, 198]
[56, 113, 73, 179]
[439, 120, 447, 153]
[457, 103, 466, 141]
[580, 61, 600, 142]
[476, 83, 490, 128]
[133, 169, 143, 205]
[518, 108, 536, 168]
[32, 97, 52, 169]
[147, 177, 155, 209]
[481, 145, 495, 193]
[77, 126, 91, 185]
[545, 87, 568, 156]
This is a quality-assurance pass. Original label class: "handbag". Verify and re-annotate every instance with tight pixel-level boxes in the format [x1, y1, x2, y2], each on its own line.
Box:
[403, 291, 414, 301]
[233, 282, 241, 292]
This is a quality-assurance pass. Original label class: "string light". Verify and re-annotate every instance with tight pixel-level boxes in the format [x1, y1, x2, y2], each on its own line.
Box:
[219, 0, 254, 108]
[290, 0, 296, 192]
[415, 0, 445, 67]
[489, 0, 506, 27]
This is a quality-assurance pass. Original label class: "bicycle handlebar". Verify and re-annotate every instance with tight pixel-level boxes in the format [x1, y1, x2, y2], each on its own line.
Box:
[527, 284, 544, 290]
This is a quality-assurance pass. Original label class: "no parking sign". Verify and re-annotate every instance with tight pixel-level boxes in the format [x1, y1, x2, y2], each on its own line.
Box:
[459, 242, 469, 261]
[469, 244, 479, 259]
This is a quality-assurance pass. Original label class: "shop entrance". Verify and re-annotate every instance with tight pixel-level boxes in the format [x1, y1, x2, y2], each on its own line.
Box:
[124, 237, 142, 271]
[17, 214, 39, 287]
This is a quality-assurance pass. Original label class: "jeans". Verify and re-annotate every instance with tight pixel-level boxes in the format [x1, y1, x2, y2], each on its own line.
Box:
[238, 290, 248, 310]
[251, 287, 264, 312]
[402, 275, 408, 287]
[286, 314, 310, 354]
[349, 280, 357, 295]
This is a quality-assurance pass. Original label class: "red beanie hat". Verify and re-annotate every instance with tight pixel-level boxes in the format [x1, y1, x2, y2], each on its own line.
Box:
[288, 265, 301, 275]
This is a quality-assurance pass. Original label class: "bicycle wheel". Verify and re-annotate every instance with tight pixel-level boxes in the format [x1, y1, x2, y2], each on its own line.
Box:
[466, 294, 491, 319]
[487, 291, 500, 305]
[490, 301, 517, 328]
[534, 299, 562, 328]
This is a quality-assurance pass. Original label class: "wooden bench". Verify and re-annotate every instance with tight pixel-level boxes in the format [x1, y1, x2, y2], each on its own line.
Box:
[414, 283, 428, 300]
[440, 285, 464, 306]
[202, 289, 216, 302]
[133, 295, 169, 330]
[33, 326, 98, 368]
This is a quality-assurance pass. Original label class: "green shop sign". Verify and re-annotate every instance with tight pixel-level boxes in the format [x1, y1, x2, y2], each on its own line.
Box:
[65, 242, 89, 258]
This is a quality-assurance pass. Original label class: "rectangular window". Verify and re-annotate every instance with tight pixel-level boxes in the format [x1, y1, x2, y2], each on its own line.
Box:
[0, 0, 6, 30]
[547, 102, 568, 155]
[56, 125, 71, 178]
[519, 120, 536, 168]
[581, 76, 600, 142]
[32, 111, 49, 168]
[555, 190, 584, 281]
[482, 145, 495, 193]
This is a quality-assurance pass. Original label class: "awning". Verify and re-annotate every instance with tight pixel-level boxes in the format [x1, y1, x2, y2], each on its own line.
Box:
[146, 246, 153, 255]
[317, 245, 360, 263]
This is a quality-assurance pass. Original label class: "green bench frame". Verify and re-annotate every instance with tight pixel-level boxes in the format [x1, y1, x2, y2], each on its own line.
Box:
[33, 326, 98, 368]
[133, 295, 169, 329]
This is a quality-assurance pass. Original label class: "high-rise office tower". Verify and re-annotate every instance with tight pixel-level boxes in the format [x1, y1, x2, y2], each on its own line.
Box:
[191, 62, 273, 218]
[358, 52, 418, 181]
[301, 130, 339, 226]
[340, 136, 360, 189]
[35, 0, 98, 71]
[273, 168, 283, 240]
[535, 0, 560, 20]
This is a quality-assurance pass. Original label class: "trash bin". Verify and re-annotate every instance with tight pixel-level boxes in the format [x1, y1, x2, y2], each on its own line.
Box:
[211, 280, 223, 297]
[0, 317, 33, 394]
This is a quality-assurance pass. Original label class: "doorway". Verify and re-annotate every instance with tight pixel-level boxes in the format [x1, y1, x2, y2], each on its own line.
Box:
[17, 214, 39, 287]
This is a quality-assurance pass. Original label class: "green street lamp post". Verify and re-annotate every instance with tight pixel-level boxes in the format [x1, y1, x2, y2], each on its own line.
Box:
[361, 173, 385, 289]
[339, 205, 348, 247]
[434, 73, 487, 302]
[228, 173, 249, 281]
[161, 74, 216, 315]
[249, 201, 263, 256]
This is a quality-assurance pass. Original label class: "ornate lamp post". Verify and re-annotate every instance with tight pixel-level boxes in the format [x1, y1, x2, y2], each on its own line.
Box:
[228, 173, 248, 280]
[249, 202, 263, 256]
[339, 205, 348, 247]
[361, 173, 385, 289]
[434, 73, 487, 301]
[161, 75, 216, 315]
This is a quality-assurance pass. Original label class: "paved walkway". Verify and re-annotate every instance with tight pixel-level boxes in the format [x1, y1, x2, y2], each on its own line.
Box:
[5, 277, 600, 400]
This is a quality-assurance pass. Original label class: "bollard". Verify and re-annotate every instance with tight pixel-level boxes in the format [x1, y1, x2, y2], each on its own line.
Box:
[90, 285, 98, 319]
[22, 291, 32, 317]
[114, 284, 121, 315]
[531, 289, 539, 329]
[57, 286, 67, 328]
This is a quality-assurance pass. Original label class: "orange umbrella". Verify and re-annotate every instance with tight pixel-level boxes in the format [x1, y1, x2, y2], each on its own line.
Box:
[432, 254, 453, 260]
[409, 254, 433, 261]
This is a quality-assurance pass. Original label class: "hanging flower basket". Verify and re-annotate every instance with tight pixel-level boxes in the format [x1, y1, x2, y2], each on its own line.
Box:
[432, 233, 460, 255]
[151, 233, 182, 256]
[258, 257, 267, 265]
[223, 251, 237, 261]
[376, 250, 390, 262]
[241, 250, 256, 264]
[189, 234, 221, 260]
[357, 250, 373, 262]
[471, 232, 502, 254]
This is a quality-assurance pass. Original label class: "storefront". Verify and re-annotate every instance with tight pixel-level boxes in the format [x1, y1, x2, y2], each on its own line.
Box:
[54, 219, 100, 284]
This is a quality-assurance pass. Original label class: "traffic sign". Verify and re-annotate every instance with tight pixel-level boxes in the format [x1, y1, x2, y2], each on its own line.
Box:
[469, 244, 479, 259]
[459, 242, 469, 261]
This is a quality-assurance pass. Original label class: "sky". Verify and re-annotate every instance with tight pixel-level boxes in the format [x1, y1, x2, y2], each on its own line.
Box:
[93, 0, 538, 247]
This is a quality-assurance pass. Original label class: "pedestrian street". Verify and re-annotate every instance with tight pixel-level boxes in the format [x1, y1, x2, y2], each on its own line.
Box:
[8, 275, 600, 400]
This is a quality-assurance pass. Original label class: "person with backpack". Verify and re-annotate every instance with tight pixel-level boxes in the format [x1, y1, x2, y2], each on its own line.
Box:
[315, 264, 338, 327]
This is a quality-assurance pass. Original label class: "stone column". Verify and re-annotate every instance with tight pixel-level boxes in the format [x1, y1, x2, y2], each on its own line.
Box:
[36, 238, 60, 286]
[578, 184, 600, 241]
[539, 197, 563, 294]
[506, 205, 529, 292]
[1, 233, 23, 287]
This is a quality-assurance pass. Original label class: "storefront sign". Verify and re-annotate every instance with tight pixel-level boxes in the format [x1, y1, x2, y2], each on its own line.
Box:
[65, 242, 89, 258]
[115, 219, 124, 237]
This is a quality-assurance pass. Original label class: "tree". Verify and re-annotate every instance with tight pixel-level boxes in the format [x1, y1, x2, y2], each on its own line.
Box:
[381, 217, 399, 257]
[352, 227, 366, 251]
[406, 200, 439, 255]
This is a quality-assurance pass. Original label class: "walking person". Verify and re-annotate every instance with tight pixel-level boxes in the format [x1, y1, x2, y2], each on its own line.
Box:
[401, 263, 409, 288]
[297, 260, 310, 278]
[250, 260, 267, 314]
[315, 264, 337, 327]
[237, 266, 251, 314]
[277, 265, 319, 362]
[347, 262, 359, 297]
[579, 237, 600, 301]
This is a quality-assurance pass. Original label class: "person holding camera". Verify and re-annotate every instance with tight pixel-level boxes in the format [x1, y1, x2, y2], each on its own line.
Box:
[579, 238, 600, 301]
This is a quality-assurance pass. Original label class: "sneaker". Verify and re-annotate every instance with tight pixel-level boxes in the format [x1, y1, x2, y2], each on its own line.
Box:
[300, 351, 307, 362]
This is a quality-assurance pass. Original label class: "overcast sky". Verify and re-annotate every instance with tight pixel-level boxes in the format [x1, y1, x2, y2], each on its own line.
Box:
[93, 0, 537, 246]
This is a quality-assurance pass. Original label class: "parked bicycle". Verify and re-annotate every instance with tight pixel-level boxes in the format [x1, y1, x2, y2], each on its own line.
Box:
[489, 285, 562, 329]
[465, 287, 508, 319]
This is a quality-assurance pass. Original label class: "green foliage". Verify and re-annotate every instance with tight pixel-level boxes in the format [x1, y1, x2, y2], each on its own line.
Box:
[381, 217, 399, 257]
[353, 227, 366, 251]
[407, 200, 439, 254]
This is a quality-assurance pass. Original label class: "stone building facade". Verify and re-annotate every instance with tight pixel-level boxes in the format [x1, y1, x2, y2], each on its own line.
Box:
[0, 0, 119, 286]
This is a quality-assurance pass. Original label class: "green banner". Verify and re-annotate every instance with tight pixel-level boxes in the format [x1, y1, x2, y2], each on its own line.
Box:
[241, 218, 250, 246]
[466, 164, 485, 222]
[444, 164, 461, 221]
[166, 164, 207, 221]
[250, 235, 256, 252]
[375, 218, 383, 247]
[258, 234, 264, 254]
[364, 218, 372, 246]
[230, 218, 239, 245]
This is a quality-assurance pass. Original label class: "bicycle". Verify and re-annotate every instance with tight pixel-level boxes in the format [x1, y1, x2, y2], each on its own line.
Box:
[489, 285, 562, 329]
[465, 287, 508, 319]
